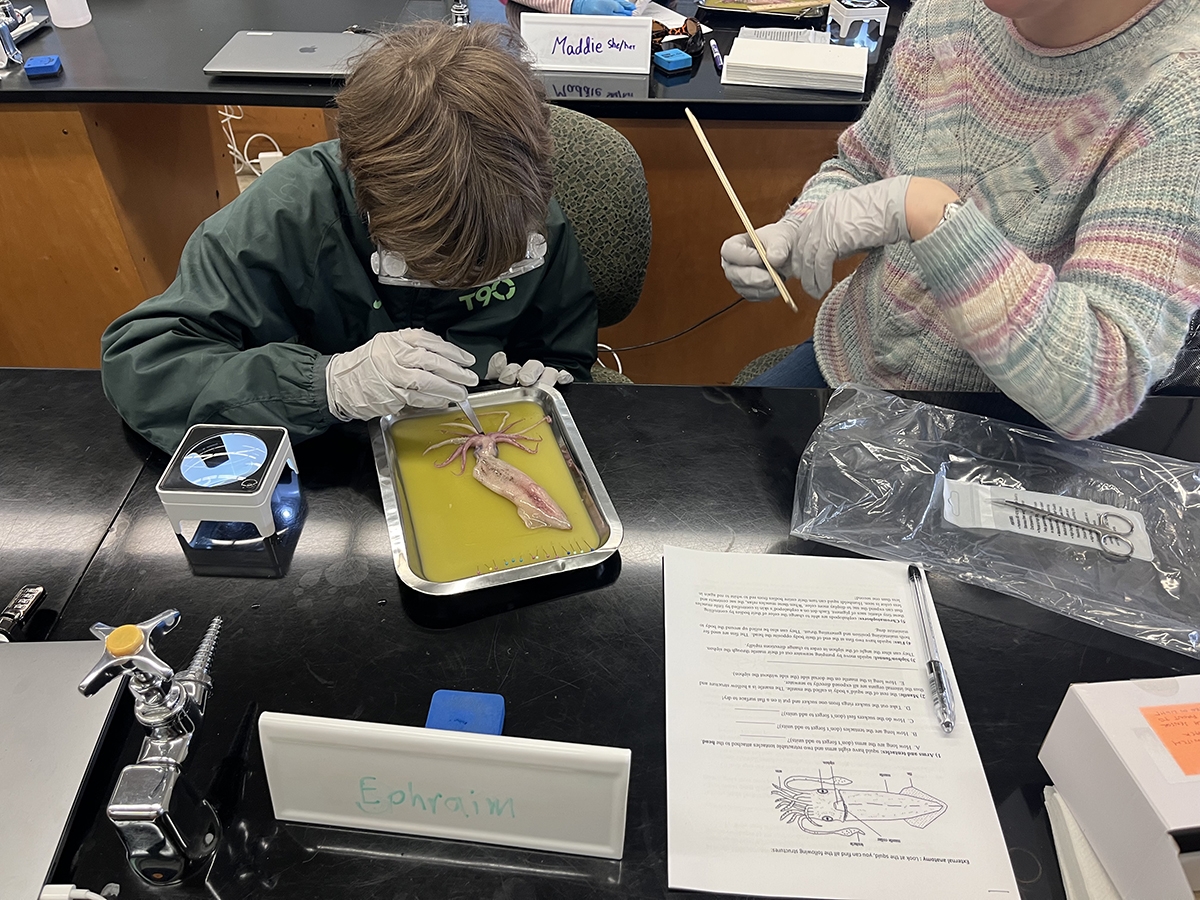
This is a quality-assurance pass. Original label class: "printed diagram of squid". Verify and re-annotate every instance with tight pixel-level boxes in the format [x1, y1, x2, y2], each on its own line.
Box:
[424, 411, 573, 531]
[771, 772, 947, 838]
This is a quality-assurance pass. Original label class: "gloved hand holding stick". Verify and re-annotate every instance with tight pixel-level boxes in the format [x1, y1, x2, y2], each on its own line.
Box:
[683, 107, 798, 313]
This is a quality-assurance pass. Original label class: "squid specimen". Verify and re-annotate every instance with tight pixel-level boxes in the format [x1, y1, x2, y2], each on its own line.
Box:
[424, 412, 572, 531]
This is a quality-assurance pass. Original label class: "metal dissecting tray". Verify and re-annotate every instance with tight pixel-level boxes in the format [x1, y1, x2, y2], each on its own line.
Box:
[371, 385, 622, 596]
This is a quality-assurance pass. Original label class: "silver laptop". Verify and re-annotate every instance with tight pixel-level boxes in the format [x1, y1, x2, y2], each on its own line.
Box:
[0, 642, 121, 900]
[204, 30, 378, 78]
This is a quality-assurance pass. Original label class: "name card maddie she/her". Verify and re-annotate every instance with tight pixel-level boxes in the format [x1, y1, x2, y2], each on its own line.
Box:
[521, 13, 653, 74]
[258, 712, 632, 859]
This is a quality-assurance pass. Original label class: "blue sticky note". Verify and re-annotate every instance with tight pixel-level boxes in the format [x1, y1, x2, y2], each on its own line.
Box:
[25, 55, 62, 78]
[425, 689, 505, 735]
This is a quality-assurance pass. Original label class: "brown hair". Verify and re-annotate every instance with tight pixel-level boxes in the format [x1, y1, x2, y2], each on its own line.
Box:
[337, 23, 553, 288]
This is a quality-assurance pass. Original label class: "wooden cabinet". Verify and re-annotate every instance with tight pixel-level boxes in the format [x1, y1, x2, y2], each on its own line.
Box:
[1, 104, 237, 368]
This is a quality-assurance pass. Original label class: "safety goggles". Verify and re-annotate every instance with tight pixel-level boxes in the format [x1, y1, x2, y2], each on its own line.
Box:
[369, 231, 548, 289]
[651, 18, 705, 57]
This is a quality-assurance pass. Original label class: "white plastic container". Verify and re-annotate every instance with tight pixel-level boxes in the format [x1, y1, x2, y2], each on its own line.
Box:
[45, 0, 91, 28]
[1039, 677, 1200, 900]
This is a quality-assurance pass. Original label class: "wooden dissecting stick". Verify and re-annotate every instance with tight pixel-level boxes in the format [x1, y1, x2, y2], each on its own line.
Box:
[683, 107, 798, 313]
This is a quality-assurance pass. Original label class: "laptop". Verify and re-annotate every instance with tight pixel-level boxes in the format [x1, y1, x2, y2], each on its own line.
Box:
[204, 31, 379, 78]
[0, 642, 121, 900]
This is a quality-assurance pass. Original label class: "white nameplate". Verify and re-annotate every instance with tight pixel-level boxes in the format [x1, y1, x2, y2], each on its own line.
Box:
[521, 13, 652, 74]
[259, 711, 631, 859]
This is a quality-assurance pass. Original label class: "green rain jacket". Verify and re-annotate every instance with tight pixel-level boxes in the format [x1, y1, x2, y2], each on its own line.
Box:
[101, 140, 599, 453]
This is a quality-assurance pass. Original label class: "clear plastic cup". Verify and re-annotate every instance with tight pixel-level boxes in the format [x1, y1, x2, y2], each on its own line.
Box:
[45, 0, 92, 28]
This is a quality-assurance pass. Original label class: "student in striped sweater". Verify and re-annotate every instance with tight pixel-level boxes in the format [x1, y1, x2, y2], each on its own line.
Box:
[721, 0, 1200, 439]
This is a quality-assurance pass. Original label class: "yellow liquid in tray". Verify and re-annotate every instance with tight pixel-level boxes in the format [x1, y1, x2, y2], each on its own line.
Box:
[390, 401, 602, 583]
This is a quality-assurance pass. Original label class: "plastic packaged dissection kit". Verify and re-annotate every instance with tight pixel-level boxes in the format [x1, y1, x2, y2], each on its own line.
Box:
[791, 384, 1200, 657]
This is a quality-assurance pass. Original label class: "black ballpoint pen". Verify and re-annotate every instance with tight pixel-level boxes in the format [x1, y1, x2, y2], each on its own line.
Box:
[907, 566, 956, 733]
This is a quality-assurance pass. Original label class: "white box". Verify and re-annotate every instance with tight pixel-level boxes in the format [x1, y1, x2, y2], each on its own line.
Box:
[1039, 677, 1200, 900]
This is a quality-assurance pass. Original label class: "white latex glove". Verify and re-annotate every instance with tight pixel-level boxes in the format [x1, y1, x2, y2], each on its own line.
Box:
[485, 351, 574, 388]
[325, 329, 478, 421]
[720, 175, 912, 301]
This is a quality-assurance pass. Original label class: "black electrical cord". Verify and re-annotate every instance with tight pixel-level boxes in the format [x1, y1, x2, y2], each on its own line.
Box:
[610, 297, 747, 352]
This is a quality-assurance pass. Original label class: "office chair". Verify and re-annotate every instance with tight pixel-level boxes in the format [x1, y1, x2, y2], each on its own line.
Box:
[732, 345, 800, 385]
[548, 106, 651, 385]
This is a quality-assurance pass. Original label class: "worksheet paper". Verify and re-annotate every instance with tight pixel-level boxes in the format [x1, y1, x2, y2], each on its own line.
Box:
[663, 547, 1019, 899]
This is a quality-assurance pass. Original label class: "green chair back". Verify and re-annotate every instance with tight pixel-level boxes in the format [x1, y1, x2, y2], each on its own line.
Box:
[548, 106, 651, 329]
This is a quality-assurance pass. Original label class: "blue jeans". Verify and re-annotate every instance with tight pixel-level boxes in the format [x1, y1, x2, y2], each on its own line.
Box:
[747, 340, 828, 388]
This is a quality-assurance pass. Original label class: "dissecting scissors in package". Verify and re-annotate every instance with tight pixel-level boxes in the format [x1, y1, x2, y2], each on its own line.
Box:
[996, 499, 1136, 561]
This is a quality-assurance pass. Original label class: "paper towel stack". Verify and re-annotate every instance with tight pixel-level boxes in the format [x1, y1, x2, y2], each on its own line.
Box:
[720, 38, 867, 91]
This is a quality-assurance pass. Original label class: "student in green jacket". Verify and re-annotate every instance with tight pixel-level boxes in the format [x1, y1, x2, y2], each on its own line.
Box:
[101, 23, 598, 454]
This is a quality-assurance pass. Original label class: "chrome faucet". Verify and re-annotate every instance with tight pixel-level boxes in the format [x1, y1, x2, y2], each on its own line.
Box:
[79, 610, 224, 885]
[0, 1, 26, 67]
[450, 0, 470, 27]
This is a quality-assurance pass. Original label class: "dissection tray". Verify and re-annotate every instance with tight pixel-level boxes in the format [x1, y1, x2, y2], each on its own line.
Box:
[371, 385, 622, 595]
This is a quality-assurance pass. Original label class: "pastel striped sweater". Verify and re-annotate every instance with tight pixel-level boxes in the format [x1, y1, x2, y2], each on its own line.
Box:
[794, 0, 1200, 439]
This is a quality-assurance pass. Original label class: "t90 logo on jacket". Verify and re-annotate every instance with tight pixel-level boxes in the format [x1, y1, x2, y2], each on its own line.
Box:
[459, 279, 517, 312]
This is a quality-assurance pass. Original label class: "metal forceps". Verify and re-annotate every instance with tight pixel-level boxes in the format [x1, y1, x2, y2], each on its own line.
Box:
[457, 397, 484, 434]
[997, 499, 1136, 560]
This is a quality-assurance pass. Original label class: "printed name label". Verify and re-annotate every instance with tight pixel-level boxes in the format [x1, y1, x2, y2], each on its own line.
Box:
[259, 711, 631, 859]
[521, 13, 652, 74]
